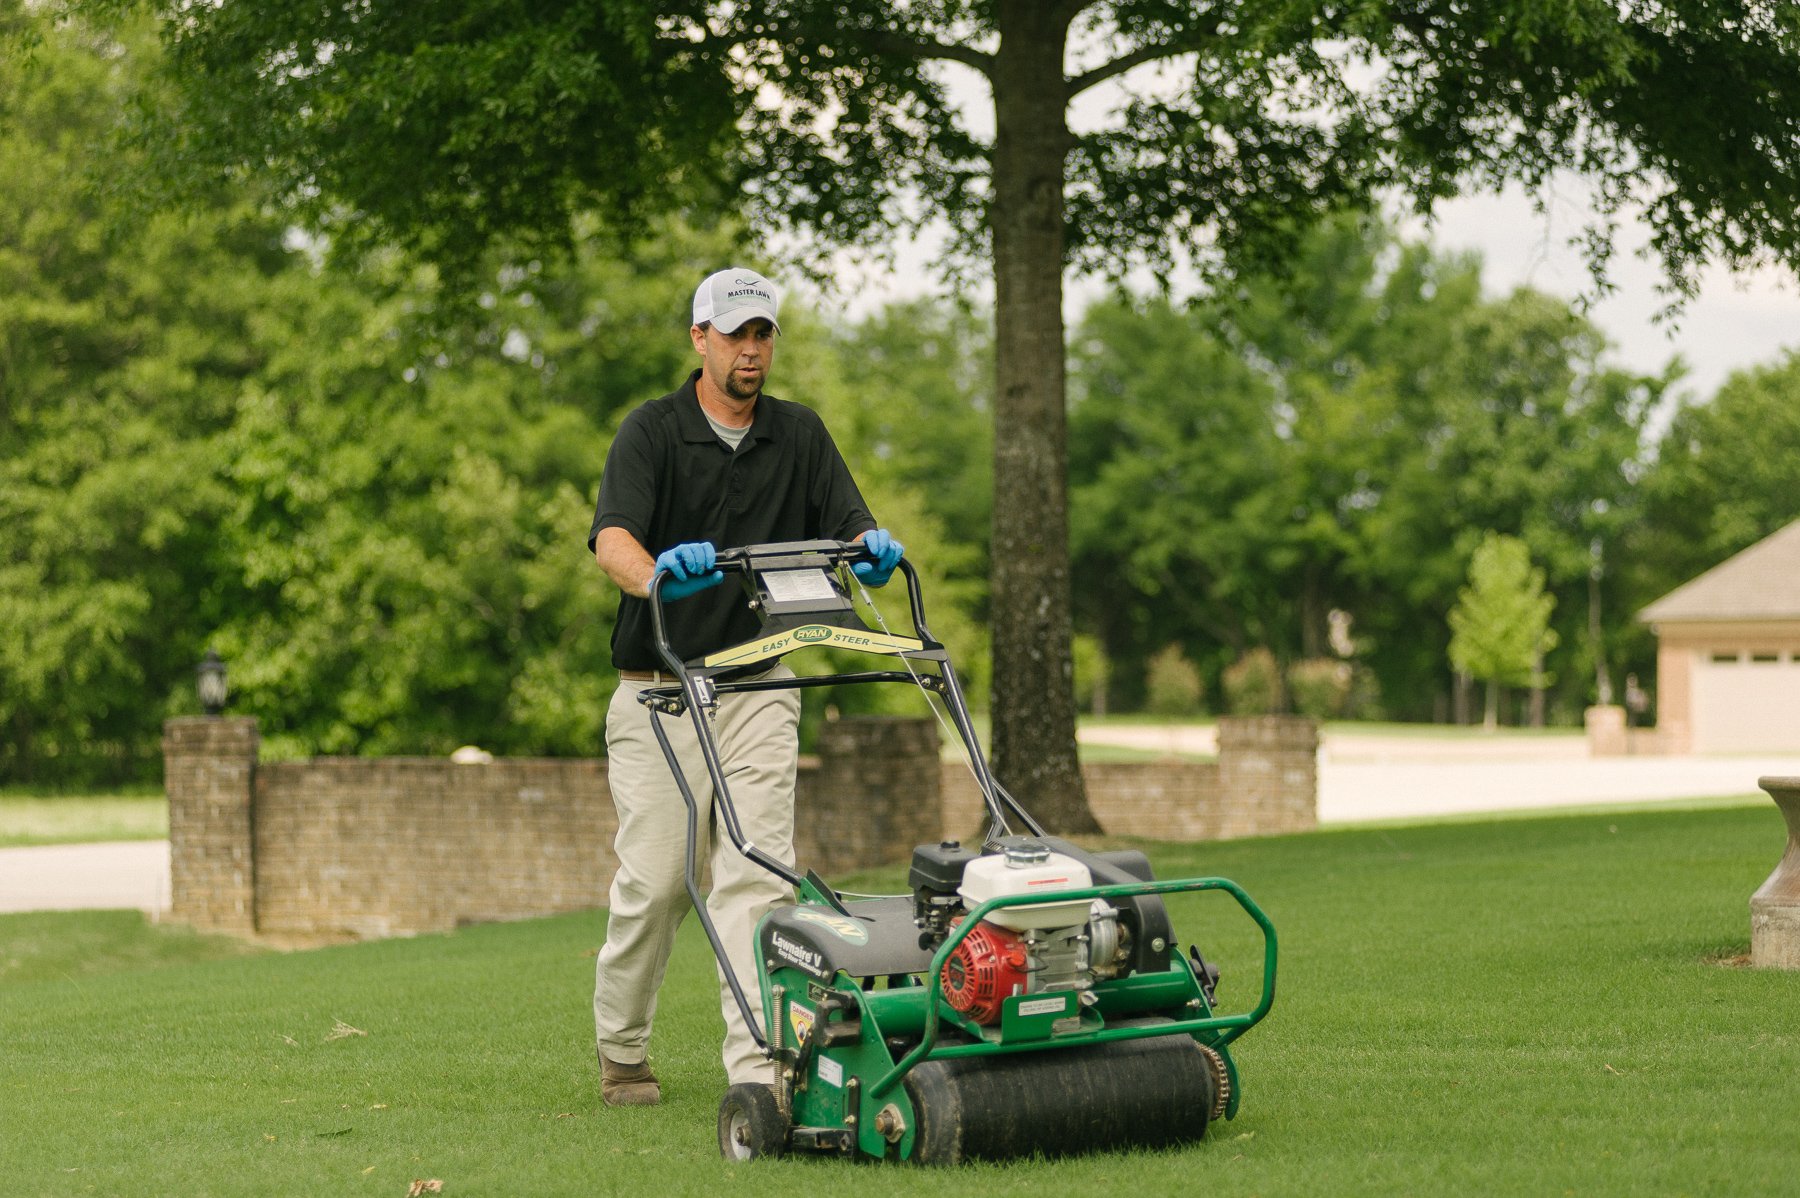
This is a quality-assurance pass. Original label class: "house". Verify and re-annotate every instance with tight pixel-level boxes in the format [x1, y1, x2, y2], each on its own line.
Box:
[1639, 518, 1800, 754]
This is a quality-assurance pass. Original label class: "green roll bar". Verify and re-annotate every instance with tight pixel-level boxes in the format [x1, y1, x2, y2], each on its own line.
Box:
[866, 875, 1278, 1100]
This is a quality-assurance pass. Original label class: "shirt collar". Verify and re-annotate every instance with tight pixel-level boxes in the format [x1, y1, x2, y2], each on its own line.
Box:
[675, 369, 773, 446]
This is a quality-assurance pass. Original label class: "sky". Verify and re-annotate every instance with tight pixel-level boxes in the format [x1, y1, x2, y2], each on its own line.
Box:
[820, 56, 1798, 417]
[1403, 182, 1799, 404]
[828, 181, 1797, 418]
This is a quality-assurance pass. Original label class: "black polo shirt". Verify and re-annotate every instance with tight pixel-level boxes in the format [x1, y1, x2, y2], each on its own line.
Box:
[589, 370, 876, 669]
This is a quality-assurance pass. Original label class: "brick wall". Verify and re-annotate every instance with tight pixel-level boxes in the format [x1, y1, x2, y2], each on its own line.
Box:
[164, 713, 1317, 940]
[943, 760, 1229, 841]
[252, 756, 612, 938]
[796, 717, 943, 875]
[940, 715, 1318, 843]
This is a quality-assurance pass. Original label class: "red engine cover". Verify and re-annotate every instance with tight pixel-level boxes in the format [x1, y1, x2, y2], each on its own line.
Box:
[941, 920, 1030, 1024]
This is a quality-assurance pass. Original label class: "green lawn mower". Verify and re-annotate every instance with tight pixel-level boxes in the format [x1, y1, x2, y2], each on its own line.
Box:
[639, 540, 1278, 1165]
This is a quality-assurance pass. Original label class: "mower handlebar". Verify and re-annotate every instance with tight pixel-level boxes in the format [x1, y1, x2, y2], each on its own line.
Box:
[646, 538, 900, 600]
[713, 538, 881, 573]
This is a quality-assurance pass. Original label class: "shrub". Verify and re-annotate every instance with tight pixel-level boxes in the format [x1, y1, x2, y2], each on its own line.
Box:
[1288, 658, 1353, 720]
[1344, 665, 1385, 721]
[1222, 648, 1282, 715]
[1144, 644, 1204, 717]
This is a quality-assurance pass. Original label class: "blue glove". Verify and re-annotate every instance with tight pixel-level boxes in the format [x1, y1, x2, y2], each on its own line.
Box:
[653, 541, 724, 601]
[852, 529, 904, 587]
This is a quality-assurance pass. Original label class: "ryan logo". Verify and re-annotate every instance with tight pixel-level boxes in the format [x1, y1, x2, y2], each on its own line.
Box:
[793, 907, 869, 945]
[702, 624, 925, 668]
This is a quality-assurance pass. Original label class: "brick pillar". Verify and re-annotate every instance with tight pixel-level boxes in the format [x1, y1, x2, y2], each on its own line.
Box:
[796, 717, 941, 875]
[163, 716, 260, 933]
[1752, 776, 1800, 969]
[1585, 705, 1627, 756]
[1217, 715, 1319, 836]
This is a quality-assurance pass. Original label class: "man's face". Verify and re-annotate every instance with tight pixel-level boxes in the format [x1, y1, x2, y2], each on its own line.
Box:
[691, 318, 776, 402]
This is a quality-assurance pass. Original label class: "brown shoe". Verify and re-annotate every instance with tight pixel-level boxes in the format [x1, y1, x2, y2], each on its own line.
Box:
[600, 1052, 661, 1107]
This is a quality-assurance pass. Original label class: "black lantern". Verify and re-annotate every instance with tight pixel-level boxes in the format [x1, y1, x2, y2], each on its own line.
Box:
[196, 649, 228, 716]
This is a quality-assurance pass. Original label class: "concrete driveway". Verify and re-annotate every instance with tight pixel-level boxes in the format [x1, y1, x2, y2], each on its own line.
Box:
[1078, 723, 1800, 823]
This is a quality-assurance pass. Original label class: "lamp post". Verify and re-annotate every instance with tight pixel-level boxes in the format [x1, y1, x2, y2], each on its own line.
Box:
[196, 649, 228, 716]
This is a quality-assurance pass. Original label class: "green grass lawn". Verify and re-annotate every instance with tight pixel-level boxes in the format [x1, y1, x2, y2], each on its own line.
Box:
[0, 795, 168, 847]
[4, 805, 1797, 1195]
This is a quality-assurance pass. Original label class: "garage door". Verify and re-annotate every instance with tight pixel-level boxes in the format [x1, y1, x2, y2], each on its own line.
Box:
[1690, 651, 1800, 753]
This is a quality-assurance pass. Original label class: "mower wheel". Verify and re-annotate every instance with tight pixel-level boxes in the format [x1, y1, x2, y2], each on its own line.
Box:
[717, 1083, 789, 1161]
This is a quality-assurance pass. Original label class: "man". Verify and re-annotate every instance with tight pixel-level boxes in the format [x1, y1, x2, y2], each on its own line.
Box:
[586, 267, 903, 1106]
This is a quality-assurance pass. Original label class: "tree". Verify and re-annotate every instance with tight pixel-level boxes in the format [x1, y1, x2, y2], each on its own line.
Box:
[1068, 217, 1654, 722]
[1448, 533, 1558, 731]
[93, 0, 1800, 829]
[3, 5, 1001, 780]
[819, 301, 995, 567]
[1629, 351, 1800, 598]
[1354, 286, 1661, 720]
[1609, 350, 1800, 687]
[0, 9, 295, 782]
[1068, 288, 1290, 706]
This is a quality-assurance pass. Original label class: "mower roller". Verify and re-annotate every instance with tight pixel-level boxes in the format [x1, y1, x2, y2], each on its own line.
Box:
[638, 540, 1277, 1164]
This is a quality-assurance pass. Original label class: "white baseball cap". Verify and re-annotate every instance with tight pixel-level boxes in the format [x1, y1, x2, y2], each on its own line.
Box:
[692, 268, 781, 334]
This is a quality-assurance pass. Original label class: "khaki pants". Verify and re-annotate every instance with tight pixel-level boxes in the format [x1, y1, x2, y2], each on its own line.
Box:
[594, 666, 800, 1085]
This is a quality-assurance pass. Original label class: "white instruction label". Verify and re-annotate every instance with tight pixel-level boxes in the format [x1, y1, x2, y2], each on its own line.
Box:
[762, 569, 838, 603]
[817, 1056, 845, 1088]
[1017, 995, 1069, 1018]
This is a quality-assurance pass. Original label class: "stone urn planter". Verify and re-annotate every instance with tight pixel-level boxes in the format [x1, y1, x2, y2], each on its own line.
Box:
[1752, 776, 1800, 969]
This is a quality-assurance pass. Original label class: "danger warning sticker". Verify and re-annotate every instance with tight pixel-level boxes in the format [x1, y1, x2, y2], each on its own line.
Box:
[788, 1001, 815, 1044]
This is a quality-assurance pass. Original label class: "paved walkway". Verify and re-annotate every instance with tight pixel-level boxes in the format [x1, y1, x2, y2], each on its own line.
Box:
[5, 731, 1797, 915]
[0, 840, 171, 915]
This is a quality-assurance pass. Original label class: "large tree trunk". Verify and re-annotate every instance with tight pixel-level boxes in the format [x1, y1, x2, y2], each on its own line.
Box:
[985, 2, 1098, 834]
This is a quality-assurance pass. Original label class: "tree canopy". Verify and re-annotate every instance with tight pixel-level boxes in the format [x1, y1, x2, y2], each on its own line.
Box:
[1, 12, 292, 780]
[1628, 350, 1800, 593]
[1, 3, 994, 781]
[13, 1, 1800, 803]
[102, 2, 1800, 285]
[1069, 216, 1659, 721]
[88, 0, 1800, 829]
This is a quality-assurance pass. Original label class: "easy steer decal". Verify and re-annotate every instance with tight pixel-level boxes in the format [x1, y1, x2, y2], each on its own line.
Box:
[703, 624, 925, 668]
